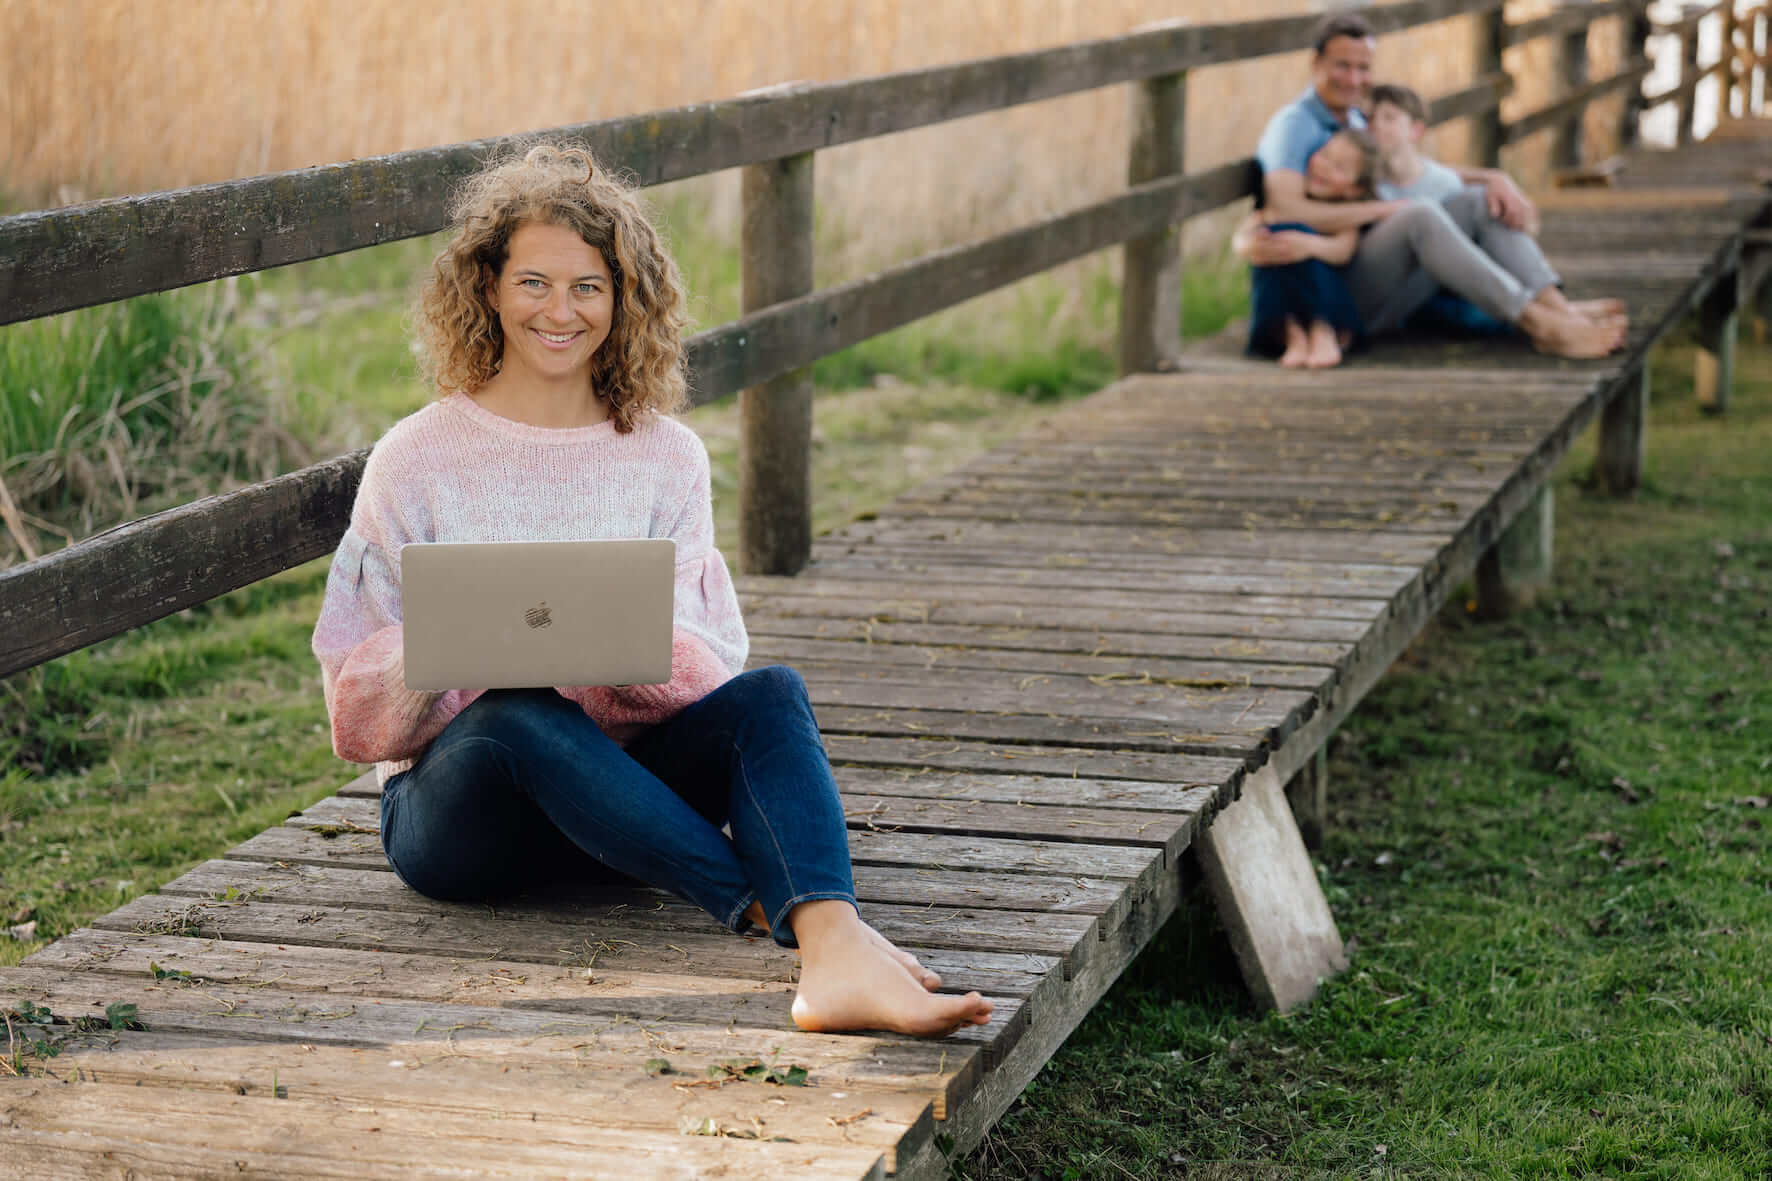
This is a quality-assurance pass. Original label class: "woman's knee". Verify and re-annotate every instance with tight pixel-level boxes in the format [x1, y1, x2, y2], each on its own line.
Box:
[734, 664, 809, 706]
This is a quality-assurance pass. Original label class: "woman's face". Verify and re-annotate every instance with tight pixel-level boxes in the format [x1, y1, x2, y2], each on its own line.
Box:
[489, 221, 615, 391]
[1305, 136, 1365, 201]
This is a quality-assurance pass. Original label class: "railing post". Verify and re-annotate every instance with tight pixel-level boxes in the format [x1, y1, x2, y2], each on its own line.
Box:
[1677, 7, 1702, 145]
[738, 151, 816, 576]
[1474, 3, 1508, 167]
[1117, 71, 1186, 375]
[1695, 268, 1741, 413]
[1750, 8, 1764, 111]
[1598, 363, 1649, 494]
[1620, 1, 1655, 150]
[1554, 2, 1592, 170]
[1721, 0, 1741, 119]
[1474, 484, 1555, 619]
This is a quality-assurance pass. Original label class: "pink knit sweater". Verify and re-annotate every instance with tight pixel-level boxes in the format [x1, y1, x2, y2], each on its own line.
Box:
[311, 393, 748, 783]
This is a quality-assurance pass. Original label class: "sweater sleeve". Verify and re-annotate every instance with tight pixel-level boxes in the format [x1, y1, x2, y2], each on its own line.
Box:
[659, 429, 749, 677]
[558, 427, 747, 737]
[311, 489, 465, 765]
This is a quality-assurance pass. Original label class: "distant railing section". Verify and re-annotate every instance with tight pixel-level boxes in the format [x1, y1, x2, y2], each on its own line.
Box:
[0, 0, 1764, 678]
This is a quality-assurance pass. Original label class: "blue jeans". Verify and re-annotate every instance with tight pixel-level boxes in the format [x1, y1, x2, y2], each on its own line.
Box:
[379, 666, 856, 948]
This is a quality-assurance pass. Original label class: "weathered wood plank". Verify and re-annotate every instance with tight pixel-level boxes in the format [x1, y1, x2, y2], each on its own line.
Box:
[1504, 0, 1639, 46]
[10, 1033, 929, 1175]
[0, 454, 362, 679]
[822, 733, 1244, 784]
[747, 593, 1374, 644]
[821, 520, 1447, 565]
[1503, 58, 1654, 145]
[1194, 764, 1347, 1012]
[0, 964, 988, 1106]
[0, 1078, 892, 1181]
[749, 635, 1332, 693]
[158, 853, 1132, 932]
[747, 566, 1410, 605]
[739, 150, 816, 575]
[288, 794, 1168, 884]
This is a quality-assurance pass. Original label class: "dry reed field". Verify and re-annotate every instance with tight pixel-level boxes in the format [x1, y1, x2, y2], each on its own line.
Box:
[0, 0, 1629, 272]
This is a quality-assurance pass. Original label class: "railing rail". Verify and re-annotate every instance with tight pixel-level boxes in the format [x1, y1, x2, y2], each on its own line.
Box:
[3, 0, 1762, 678]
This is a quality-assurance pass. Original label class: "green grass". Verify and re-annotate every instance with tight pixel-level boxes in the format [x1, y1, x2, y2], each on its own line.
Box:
[955, 337, 1772, 1180]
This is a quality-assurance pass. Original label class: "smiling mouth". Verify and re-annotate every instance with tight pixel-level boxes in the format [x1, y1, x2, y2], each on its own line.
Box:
[534, 329, 580, 345]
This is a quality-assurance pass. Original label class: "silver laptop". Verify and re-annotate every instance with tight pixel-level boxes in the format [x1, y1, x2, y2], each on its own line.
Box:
[401, 539, 675, 691]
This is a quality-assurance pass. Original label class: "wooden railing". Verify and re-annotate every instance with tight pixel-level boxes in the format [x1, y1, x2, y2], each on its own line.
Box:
[0, 0, 1756, 678]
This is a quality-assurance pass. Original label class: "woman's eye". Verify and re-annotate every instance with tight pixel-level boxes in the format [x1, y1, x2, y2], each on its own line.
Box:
[520, 278, 546, 290]
[576, 283, 601, 296]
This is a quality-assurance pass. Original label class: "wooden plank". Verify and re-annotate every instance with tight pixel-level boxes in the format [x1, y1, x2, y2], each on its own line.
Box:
[288, 794, 1168, 884]
[157, 855, 1131, 927]
[0, 965, 986, 1106]
[749, 635, 1333, 693]
[748, 582, 1390, 623]
[0, 453, 362, 679]
[1194, 764, 1347, 1012]
[9, 1033, 929, 1175]
[812, 704, 1270, 760]
[822, 734, 1245, 785]
[1504, 0, 1638, 47]
[749, 563, 1413, 601]
[739, 150, 816, 575]
[746, 594, 1374, 644]
[1503, 59, 1654, 145]
[0, 1079, 891, 1181]
[822, 520, 1447, 565]
[1117, 68, 1186, 375]
[798, 666, 1310, 736]
[91, 887, 1060, 1004]
[0, 0, 1498, 325]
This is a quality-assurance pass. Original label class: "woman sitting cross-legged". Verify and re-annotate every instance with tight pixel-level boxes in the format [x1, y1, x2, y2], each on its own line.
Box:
[310, 142, 992, 1038]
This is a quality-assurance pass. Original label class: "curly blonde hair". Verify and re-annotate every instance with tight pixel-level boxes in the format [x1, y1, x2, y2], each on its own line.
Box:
[417, 143, 688, 431]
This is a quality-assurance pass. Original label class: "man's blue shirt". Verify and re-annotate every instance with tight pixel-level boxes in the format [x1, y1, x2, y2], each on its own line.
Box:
[1255, 87, 1366, 178]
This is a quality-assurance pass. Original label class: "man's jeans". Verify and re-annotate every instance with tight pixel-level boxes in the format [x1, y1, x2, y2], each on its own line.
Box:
[1349, 187, 1561, 336]
[380, 666, 855, 947]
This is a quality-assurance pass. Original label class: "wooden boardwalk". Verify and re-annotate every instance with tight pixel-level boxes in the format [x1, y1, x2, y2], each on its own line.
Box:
[4, 124, 1769, 1178]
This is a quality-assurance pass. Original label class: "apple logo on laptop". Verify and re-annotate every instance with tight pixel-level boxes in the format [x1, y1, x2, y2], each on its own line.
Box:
[524, 601, 553, 629]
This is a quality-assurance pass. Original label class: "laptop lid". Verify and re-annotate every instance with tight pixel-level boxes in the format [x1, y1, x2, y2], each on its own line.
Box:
[400, 538, 675, 691]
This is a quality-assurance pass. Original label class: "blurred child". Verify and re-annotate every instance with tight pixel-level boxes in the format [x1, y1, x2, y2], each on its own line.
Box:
[1233, 128, 1377, 368]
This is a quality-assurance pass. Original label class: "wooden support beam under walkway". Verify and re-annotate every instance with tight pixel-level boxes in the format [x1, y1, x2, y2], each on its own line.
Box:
[4, 122, 1770, 1179]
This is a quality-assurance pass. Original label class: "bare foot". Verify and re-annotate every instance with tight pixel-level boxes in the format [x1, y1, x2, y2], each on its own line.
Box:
[1569, 297, 1627, 322]
[1519, 300, 1627, 359]
[862, 922, 941, 991]
[1305, 321, 1343, 369]
[788, 902, 992, 1037]
[746, 902, 940, 991]
[1279, 317, 1310, 368]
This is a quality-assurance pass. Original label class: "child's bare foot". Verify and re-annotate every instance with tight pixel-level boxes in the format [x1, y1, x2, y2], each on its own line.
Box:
[1279, 317, 1310, 368]
[788, 902, 992, 1037]
[862, 922, 942, 991]
[1305, 320, 1343, 369]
